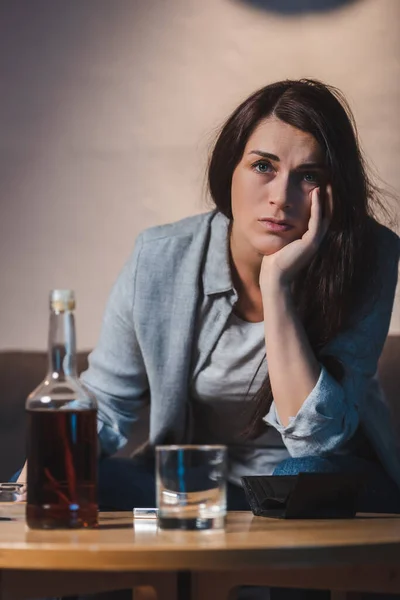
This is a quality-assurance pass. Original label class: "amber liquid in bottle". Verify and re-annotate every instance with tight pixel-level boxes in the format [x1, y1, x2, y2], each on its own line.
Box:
[26, 290, 98, 529]
[26, 408, 98, 529]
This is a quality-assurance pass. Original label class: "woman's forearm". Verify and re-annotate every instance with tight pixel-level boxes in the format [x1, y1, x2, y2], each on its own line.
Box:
[262, 279, 321, 427]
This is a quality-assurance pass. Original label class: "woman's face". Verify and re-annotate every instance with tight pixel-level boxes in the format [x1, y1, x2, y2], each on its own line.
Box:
[230, 116, 327, 259]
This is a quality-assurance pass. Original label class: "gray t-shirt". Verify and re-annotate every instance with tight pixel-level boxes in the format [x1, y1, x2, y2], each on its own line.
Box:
[190, 312, 290, 486]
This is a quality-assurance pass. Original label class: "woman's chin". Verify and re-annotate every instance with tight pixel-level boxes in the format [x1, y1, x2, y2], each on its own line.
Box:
[253, 239, 290, 257]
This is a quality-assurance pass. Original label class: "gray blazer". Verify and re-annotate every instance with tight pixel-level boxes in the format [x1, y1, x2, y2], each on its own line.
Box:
[81, 211, 400, 488]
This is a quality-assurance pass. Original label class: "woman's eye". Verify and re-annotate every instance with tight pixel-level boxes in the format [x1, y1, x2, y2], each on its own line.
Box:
[303, 172, 319, 184]
[252, 161, 273, 174]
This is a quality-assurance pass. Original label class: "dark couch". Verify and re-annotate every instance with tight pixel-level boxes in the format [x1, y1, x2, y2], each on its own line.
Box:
[1, 339, 399, 481]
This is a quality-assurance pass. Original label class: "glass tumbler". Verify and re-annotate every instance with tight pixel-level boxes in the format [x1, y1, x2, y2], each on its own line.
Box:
[156, 445, 227, 530]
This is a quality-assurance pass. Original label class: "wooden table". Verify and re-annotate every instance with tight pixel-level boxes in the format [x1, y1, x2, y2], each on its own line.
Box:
[0, 504, 400, 600]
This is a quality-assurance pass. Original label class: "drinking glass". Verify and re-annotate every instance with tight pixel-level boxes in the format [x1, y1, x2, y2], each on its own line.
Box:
[156, 445, 227, 530]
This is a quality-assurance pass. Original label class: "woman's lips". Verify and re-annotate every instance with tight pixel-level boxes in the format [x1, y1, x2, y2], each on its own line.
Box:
[258, 219, 294, 233]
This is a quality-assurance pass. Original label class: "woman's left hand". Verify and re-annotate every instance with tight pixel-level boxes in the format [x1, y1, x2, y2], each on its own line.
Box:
[260, 185, 332, 291]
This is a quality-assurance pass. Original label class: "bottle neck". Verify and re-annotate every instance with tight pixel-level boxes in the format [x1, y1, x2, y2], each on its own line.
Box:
[47, 310, 77, 379]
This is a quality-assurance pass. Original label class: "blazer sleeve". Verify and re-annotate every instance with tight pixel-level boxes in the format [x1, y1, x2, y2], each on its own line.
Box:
[264, 227, 399, 457]
[80, 234, 149, 456]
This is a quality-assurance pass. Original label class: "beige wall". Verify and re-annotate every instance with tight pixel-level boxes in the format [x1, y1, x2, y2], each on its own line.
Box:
[0, 0, 399, 350]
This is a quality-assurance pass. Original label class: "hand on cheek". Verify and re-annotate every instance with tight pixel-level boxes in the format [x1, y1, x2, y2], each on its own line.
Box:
[259, 185, 332, 292]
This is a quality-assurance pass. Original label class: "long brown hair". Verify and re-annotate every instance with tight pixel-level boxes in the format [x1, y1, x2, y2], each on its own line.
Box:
[207, 78, 391, 434]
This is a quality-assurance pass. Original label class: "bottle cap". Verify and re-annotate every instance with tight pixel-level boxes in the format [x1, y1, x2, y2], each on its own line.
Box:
[50, 289, 75, 312]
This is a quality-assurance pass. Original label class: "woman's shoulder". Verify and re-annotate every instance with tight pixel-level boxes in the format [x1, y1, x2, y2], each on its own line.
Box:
[356, 217, 399, 321]
[138, 210, 217, 245]
[124, 210, 225, 278]
[368, 217, 399, 258]
[366, 219, 399, 294]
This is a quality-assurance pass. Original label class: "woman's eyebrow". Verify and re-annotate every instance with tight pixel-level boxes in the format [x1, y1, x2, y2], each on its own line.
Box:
[248, 150, 280, 161]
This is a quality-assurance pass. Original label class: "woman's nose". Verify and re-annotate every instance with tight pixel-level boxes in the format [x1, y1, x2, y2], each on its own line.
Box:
[267, 178, 292, 210]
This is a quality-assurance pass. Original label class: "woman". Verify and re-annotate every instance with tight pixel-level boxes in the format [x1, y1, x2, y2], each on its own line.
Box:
[80, 78, 400, 516]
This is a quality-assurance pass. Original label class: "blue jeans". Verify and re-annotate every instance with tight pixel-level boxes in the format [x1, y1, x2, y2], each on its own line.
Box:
[97, 453, 400, 514]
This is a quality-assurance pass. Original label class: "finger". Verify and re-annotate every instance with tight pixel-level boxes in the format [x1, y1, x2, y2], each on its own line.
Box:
[307, 187, 322, 239]
[318, 185, 333, 241]
[315, 185, 333, 239]
[309, 187, 331, 246]
[325, 184, 333, 223]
